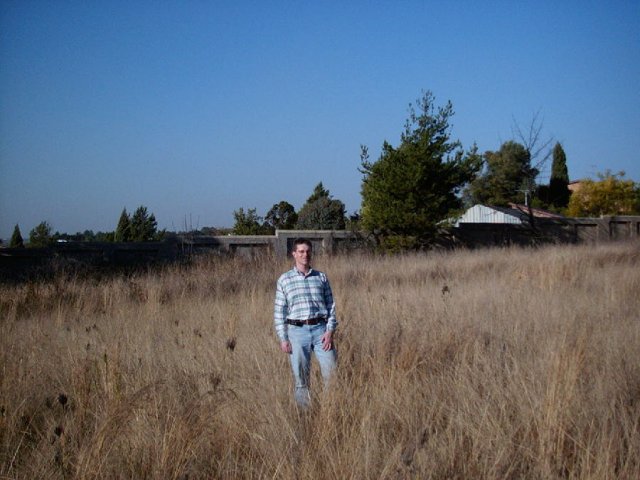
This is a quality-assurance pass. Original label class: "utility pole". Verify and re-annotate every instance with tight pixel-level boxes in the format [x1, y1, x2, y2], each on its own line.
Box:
[517, 189, 531, 207]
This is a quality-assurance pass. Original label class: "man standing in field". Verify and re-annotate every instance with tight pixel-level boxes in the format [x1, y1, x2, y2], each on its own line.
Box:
[274, 238, 337, 408]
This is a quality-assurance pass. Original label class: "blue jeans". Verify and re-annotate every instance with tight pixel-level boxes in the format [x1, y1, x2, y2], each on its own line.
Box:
[287, 323, 337, 408]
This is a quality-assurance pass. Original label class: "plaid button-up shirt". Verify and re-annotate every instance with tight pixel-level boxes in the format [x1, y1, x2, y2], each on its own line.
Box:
[274, 267, 337, 342]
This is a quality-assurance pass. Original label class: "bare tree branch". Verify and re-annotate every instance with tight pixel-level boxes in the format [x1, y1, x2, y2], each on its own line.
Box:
[511, 110, 554, 173]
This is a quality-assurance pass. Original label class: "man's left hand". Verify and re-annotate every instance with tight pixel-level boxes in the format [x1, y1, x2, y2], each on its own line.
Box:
[321, 330, 333, 351]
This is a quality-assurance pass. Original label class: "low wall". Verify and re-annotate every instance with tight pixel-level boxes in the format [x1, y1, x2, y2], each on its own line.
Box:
[177, 229, 358, 258]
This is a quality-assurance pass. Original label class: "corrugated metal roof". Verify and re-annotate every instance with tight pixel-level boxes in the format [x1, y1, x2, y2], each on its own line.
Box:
[456, 205, 522, 225]
[455, 204, 566, 226]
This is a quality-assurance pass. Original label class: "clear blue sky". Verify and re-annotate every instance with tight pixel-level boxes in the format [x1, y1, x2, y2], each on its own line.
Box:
[1, 1, 638, 239]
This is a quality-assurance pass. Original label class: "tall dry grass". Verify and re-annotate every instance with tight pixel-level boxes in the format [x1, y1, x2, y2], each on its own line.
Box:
[0, 241, 639, 479]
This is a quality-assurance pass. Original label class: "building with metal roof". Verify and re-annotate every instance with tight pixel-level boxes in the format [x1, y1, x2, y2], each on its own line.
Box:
[455, 204, 565, 226]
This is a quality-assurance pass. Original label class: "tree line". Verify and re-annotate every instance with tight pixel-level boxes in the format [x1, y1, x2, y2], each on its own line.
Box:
[4, 90, 639, 250]
[230, 91, 639, 250]
[230, 182, 351, 236]
[6, 206, 164, 248]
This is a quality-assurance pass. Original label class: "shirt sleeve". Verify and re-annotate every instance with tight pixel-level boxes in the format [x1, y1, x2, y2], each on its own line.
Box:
[324, 275, 338, 332]
[274, 277, 289, 342]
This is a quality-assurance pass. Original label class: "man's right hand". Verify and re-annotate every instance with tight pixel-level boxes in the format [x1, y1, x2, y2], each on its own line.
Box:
[280, 341, 292, 354]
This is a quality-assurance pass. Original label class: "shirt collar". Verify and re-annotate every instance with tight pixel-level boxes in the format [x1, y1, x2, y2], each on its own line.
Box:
[293, 266, 314, 277]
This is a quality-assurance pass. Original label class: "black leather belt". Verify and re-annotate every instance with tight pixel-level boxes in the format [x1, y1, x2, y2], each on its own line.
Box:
[286, 317, 326, 327]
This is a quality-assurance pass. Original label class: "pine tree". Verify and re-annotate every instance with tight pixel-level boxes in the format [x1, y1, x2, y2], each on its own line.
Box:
[296, 183, 346, 230]
[305, 183, 330, 205]
[360, 91, 481, 249]
[130, 206, 159, 242]
[114, 208, 132, 242]
[28, 221, 53, 248]
[9, 224, 24, 248]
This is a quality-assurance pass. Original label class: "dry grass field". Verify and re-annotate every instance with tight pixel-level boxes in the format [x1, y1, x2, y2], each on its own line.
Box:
[1, 241, 639, 479]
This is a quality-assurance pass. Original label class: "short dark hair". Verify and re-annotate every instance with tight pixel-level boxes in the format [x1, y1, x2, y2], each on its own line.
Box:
[292, 237, 312, 252]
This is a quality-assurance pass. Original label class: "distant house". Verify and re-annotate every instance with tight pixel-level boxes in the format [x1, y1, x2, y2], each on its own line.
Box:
[455, 204, 564, 226]
[568, 180, 584, 193]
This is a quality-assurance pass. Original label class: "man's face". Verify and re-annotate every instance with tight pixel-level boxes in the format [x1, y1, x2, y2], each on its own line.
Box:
[292, 244, 312, 268]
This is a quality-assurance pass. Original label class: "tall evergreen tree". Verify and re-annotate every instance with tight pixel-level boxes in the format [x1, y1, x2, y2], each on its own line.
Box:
[28, 221, 54, 248]
[9, 224, 24, 248]
[548, 142, 570, 209]
[360, 91, 481, 249]
[114, 208, 132, 242]
[305, 183, 330, 205]
[295, 183, 346, 230]
[130, 206, 159, 242]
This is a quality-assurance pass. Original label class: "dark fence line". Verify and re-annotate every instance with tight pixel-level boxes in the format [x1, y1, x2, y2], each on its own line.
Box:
[1, 217, 638, 281]
[0, 230, 359, 281]
[452, 215, 640, 247]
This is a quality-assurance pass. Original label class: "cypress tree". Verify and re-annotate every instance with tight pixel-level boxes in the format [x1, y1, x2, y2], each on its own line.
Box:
[549, 142, 570, 209]
[9, 224, 24, 248]
[114, 208, 132, 242]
